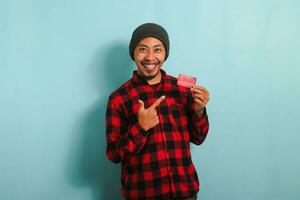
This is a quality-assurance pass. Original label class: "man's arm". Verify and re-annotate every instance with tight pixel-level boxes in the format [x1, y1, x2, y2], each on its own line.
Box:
[105, 95, 165, 163]
[105, 97, 148, 163]
[188, 106, 209, 145]
[187, 86, 210, 145]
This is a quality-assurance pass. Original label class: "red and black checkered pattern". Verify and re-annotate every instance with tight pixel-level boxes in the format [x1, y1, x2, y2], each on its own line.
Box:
[106, 70, 209, 200]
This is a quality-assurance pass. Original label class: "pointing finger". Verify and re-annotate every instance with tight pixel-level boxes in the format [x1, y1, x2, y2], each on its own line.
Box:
[150, 95, 166, 109]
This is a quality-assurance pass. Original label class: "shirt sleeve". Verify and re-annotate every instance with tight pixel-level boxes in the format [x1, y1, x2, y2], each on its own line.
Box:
[105, 96, 148, 163]
[187, 92, 210, 145]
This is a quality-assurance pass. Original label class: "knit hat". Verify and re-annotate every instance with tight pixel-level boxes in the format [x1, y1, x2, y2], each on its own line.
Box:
[129, 23, 170, 61]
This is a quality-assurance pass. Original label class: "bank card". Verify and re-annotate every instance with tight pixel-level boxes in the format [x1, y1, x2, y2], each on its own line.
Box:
[177, 74, 197, 88]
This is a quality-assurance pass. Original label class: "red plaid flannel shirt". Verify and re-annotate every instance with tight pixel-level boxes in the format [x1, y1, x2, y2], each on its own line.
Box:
[106, 70, 209, 200]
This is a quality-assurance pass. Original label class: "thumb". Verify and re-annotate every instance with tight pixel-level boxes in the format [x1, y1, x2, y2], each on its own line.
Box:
[138, 100, 145, 113]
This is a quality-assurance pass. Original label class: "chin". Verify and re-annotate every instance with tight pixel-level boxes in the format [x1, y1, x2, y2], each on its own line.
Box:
[144, 75, 157, 80]
[143, 70, 159, 79]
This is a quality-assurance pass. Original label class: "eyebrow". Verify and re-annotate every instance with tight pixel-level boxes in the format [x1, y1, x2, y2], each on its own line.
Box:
[137, 44, 163, 48]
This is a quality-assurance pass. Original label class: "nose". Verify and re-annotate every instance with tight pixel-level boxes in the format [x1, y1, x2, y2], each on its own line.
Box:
[145, 50, 155, 60]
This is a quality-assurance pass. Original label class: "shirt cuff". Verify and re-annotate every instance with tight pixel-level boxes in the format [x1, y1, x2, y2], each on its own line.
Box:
[129, 122, 148, 138]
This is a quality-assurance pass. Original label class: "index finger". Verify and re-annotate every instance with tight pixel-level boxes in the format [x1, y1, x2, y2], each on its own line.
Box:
[150, 95, 166, 109]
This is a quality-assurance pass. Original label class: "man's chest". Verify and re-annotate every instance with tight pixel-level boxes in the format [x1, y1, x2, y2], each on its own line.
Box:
[121, 86, 189, 126]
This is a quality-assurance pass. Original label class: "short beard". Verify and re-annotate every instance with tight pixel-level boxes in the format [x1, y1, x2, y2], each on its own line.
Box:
[141, 58, 160, 66]
[143, 73, 158, 80]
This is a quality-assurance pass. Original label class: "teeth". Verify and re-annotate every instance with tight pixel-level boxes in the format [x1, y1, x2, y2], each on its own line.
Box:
[144, 64, 156, 69]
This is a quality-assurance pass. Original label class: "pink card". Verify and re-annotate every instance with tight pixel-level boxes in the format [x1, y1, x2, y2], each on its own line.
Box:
[177, 74, 197, 88]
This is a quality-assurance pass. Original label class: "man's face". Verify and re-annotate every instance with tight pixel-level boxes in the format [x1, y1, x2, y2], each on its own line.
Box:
[133, 37, 166, 81]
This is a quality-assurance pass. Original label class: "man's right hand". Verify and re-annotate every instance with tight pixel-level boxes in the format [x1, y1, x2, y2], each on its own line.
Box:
[138, 95, 166, 131]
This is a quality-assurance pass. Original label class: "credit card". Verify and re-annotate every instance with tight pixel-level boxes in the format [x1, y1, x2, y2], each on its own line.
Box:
[177, 74, 197, 88]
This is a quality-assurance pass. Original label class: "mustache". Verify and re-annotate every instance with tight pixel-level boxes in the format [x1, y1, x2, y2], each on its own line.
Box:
[141, 58, 160, 65]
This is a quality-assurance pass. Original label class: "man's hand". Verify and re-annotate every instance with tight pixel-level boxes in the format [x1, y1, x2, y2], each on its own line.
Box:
[191, 86, 210, 118]
[138, 95, 166, 131]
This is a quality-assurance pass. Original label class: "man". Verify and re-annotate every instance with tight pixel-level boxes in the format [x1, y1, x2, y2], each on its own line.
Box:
[106, 23, 209, 200]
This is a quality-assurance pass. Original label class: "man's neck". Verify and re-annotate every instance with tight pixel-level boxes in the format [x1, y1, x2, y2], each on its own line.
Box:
[147, 71, 162, 85]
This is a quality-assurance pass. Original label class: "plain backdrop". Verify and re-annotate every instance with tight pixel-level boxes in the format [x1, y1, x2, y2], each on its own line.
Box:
[1, 0, 300, 200]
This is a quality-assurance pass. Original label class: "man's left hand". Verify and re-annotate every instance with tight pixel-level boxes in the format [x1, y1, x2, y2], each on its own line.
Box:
[191, 85, 210, 118]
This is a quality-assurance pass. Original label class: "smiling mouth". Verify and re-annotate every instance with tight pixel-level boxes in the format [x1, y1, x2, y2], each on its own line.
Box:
[142, 63, 157, 70]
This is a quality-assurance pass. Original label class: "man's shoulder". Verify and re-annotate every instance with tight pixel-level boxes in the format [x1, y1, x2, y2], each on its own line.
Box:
[165, 72, 192, 100]
[108, 78, 134, 102]
[165, 73, 177, 83]
[163, 72, 180, 87]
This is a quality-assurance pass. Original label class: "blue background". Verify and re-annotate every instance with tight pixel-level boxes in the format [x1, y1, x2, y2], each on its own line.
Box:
[1, 0, 300, 199]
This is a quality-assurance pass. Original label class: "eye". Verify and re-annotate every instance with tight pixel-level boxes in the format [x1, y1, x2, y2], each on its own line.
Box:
[138, 47, 147, 52]
[154, 48, 162, 53]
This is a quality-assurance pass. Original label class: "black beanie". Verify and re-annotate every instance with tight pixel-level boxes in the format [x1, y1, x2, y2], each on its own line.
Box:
[129, 23, 169, 61]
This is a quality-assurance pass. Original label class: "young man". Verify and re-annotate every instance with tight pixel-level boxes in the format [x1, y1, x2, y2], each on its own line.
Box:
[106, 23, 210, 200]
